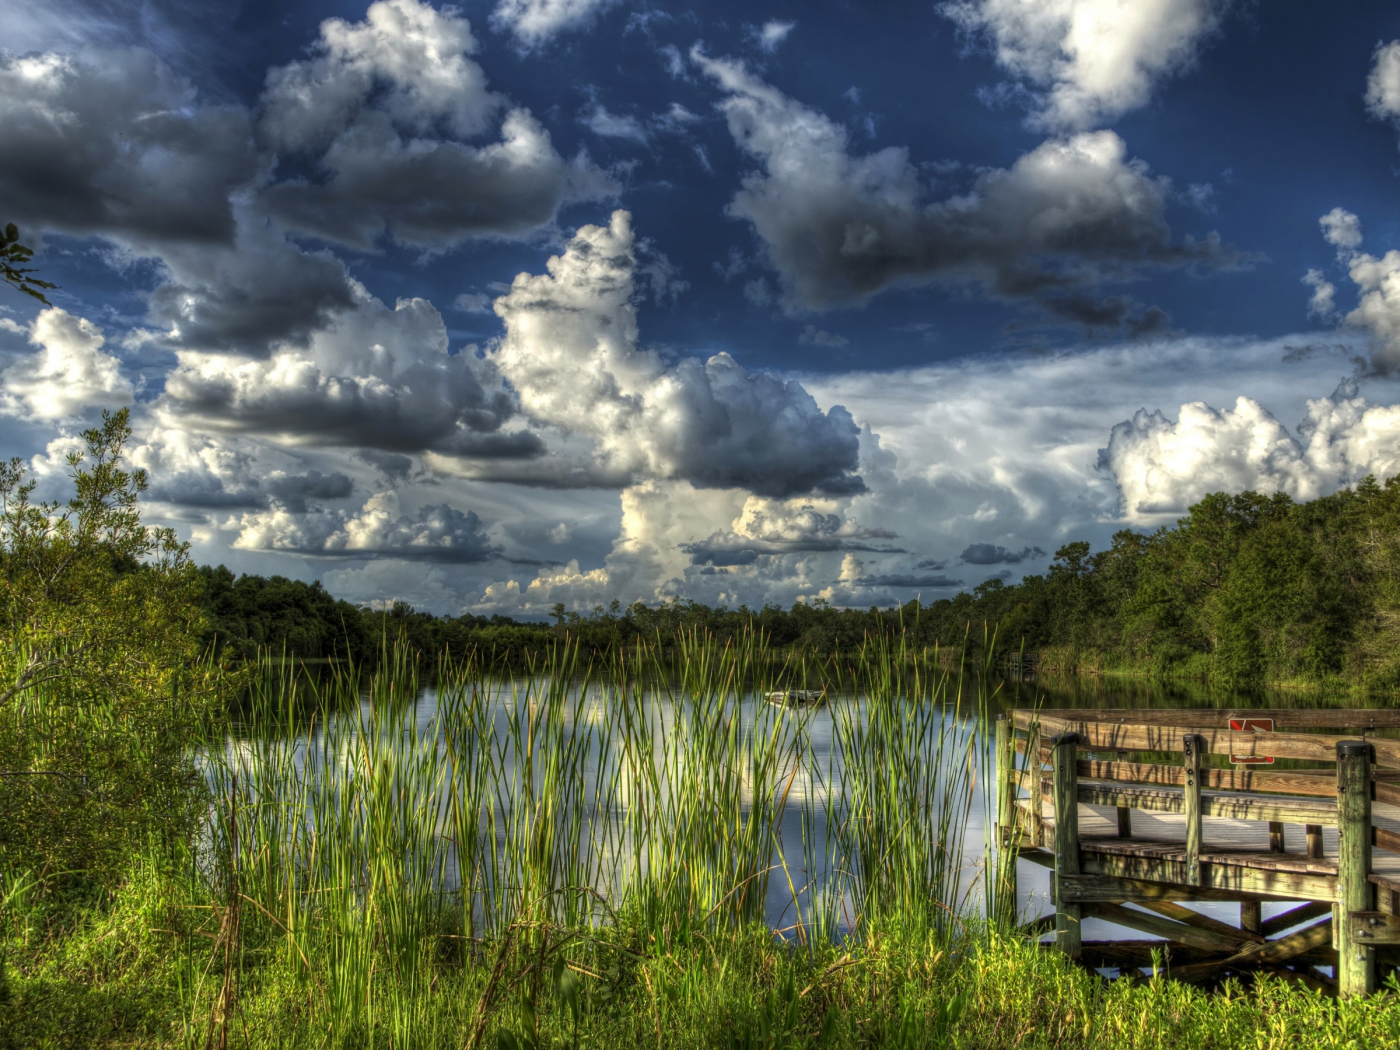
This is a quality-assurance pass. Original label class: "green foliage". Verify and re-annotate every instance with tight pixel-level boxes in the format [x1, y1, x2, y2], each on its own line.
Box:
[0, 225, 54, 306]
[0, 410, 219, 901]
[201, 474, 1400, 687]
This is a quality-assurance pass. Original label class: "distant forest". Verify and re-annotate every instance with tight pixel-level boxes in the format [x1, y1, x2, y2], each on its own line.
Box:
[200, 475, 1400, 688]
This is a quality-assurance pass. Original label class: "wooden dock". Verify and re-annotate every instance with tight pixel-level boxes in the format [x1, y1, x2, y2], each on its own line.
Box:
[994, 708, 1400, 996]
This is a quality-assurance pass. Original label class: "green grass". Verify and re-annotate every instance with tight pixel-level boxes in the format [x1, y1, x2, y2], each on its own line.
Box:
[4, 630, 1400, 1047]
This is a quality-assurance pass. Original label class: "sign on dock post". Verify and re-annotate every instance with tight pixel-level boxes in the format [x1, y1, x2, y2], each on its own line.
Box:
[1229, 717, 1274, 764]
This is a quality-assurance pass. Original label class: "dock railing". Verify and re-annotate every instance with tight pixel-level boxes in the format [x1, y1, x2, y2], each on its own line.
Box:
[995, 708, 1400, 996]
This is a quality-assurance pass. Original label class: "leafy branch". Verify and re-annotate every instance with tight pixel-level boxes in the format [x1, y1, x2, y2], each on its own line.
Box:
[1, 223, 55, 306]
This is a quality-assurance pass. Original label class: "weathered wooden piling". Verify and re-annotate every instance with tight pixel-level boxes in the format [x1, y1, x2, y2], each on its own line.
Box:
[1051, 732, 1081, 959]
[1183, 734, 1203, 886]
[1336, 740, 1375, 997]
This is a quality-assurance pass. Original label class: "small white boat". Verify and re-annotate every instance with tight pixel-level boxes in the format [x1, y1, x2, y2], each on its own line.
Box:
[766, 689, 827, 707]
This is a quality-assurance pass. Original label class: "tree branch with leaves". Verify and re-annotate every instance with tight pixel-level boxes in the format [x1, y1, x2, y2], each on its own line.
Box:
[1, 223, 55, 306]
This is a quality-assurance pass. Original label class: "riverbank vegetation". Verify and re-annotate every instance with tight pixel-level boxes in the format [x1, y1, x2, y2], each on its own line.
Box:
[204, 476, 1400, 690]
[5, 416, 1400, 1046]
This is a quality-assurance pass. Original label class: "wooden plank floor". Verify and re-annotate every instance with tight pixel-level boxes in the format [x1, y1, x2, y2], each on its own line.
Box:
[1016, 786, 1400, 885]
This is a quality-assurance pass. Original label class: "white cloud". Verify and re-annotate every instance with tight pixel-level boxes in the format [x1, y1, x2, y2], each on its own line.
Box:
[1320, 207, 1363, 254]
[1303, 269, 1337, 320]
[491, 0, 618, 48]
[479, 210, 864, 495]
[0, 308, 132, 421]
[234, 489, 500, 562]
[1367, 40, 1400, 124]
[693, 51, 1228, 313]
[757, 21, 795, 53]
[1102, 384, 1400, 520]
[581, 104, 648, 143]
[261, 0, 497, 150]
[941, 0, 1227, 131]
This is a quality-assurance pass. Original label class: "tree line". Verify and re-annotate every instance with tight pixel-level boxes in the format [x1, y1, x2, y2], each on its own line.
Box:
[200, 473, 1400, 687]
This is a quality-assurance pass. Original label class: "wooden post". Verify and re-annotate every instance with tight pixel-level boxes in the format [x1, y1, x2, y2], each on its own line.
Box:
[1269, 821, 1285, 853]
[1183, 734, 1203, 886]
[1305, 824, 1324, 859]
[1027, 722, 1044, 847]
[1052, 732, 1082, 959]
[1116, 806, 1132, 839]
[1337, 740, 1376, 997]
[1240, 900, 1262, 936]
[994, 715, 1017, 926]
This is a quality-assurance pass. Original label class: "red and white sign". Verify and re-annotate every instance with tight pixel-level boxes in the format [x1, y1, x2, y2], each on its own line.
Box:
[1229, 717, 1275, 764]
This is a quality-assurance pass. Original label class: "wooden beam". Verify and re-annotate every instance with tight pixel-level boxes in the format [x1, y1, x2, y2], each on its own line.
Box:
[1080, 902, 1244, 953]
[1135, 900, 1264, 944]
[1348, 911, 1400, 947]
[1078, 850, 1339, 902]
[1027, 709, 1400, 730]
[1269, 821, 1286, 853]
[1167, 917, 1334, 982]
[1240, 900, 1261, 936]
[1260, 901, 1333, 938]
[1013, 713, 1400, 768]
[1055, 872, 1286, 904]
[1039, 779, 1340, 825]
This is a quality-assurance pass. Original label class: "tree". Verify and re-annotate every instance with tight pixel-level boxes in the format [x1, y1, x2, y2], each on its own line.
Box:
[0, 410, 220, 891]
[0, 223, 55, 305]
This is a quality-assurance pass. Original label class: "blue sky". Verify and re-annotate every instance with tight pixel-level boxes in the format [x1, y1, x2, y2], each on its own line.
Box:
[5, 0, 1400, 615]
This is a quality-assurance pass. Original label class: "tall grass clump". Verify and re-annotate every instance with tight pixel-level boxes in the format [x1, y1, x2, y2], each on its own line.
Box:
[169, 626, 982, 1045]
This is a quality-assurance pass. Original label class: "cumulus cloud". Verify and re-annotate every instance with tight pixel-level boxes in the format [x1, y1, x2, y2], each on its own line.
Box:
[234, 490, 500, 562]
[260, 0, 615, 250]
[694, 52, 1229, 313]
[1367, 40, 1400, 125]
[159, 285, 541, 456]
[684, 496, 900, 565]
[491, 0, 618, 48]
[0, 308, 132, 421]
[1100, 384, 1400, 520]
[260, 0, 497, 151]
[481, 210, 864, 496]
[960, 543, 1045, 564]
[1308, 210, 1400, 373]
[941, 0, 1228, 131]
[0, 48, 260, 249]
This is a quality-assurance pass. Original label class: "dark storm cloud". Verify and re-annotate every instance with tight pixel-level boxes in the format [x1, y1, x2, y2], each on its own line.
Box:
[0, 48, 261, 248]
[256, 0, 616, 251]
[960, 543, 1046, 565]
[146, 231, 356, 354]
[694, 52, 1236, 315]
[147, 469, 353, 513]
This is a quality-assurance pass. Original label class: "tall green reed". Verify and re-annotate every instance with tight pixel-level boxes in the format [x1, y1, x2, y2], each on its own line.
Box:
[198, 625, 989, 1043]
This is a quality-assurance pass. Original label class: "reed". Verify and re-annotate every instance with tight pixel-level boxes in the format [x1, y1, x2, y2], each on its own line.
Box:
[181, 626, 983, 1044]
